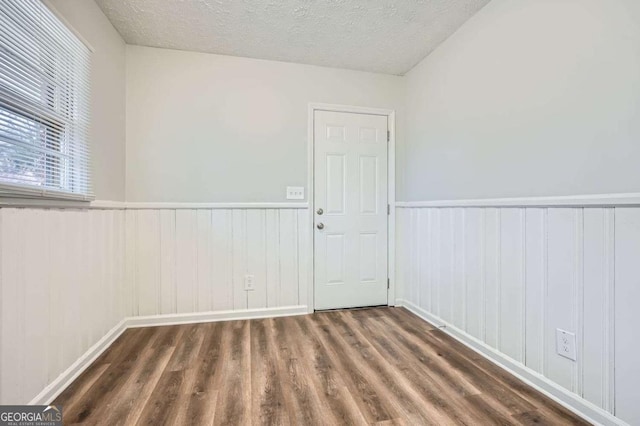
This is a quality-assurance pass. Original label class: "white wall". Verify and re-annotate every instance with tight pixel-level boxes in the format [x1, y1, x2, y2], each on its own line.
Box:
[402, 0, 640, 201]
[126, 46, 404, 202]
[47, 0, 126, 201]
[396, 204, 640, 425]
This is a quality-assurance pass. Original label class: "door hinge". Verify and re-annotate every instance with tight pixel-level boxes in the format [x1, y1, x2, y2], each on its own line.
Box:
[387, 204, 391, 215]
[387, 278, 390, 289]
[387, 130, 390, 142]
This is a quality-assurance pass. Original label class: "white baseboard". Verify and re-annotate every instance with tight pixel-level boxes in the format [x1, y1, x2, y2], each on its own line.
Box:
[396, 299, 627, 426]
[29, 319, 128, 405]
[29, 305, 308, 405]
[125, 305, 309, 328]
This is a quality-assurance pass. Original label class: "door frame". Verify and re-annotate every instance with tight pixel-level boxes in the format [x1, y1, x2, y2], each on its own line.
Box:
[307, 103, 396, 313]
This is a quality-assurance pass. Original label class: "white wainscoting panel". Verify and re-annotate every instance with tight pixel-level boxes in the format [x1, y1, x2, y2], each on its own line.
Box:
[396, 206, 640, 425]
[125, 208, 310, 317]
[0, 205, 310, 405]
[0, 208, 126, 405]
[614, 208, 640, 426]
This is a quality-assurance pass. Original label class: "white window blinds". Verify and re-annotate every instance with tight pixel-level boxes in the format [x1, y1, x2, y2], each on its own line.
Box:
[0, 0, 92, 200]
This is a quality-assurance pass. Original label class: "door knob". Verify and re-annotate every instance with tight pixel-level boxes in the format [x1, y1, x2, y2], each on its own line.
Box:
[317, 223, 324, 230]
[316, 208, 324, 215]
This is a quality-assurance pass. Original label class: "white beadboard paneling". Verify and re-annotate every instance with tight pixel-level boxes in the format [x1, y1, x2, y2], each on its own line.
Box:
[0, 205, 310, 405]
[603, 209, 615, 413]
[0, 208, 125, 405]
[159, 210, 177, 314]
[464, 208, 483, 339]
[124, 209, 137, 317]
[265, 210, 281, 307]
[246, 209, 267, 309]
[524, 208, 545, 374]
[452, 208, 466, 330]
[62, 211, 81, 373]
[232, 209, 248, 310]
[23, 209, 48, 401]
[546, 208, 578, 392]
[136, 210, 160, 316]
[428, 208, 440, 315]
[394, 208, 408, 301]
[438, 208, 454, 323]
[1, 209, 23, 403]
[582, 209, 609, 407]
[176, 209, 198, 313]
[614, 208, 640, 425]
[484, 208, 500, 349]
[47, 210, 64, 385]
[124, 208, 309, 316]
[296, 209, 310, 308]
[278, 209, 299, 307]
[79, 211, 91, 352]
[396, 204, 633, 421]
[196, 209, 213, 312]
[211, 210, 233, 311]
[417, 209, 430, 311]
[499, 208, 525, 363]
[409, 209, 420, 309]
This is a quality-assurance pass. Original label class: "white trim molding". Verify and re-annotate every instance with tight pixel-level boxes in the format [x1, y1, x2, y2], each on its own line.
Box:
[307, 102, 397, 312]
[126, 305, 308, 328]
[29, 319, 128, 406]
[397, 299, 628, 426]
[124, 202, 308, 210]
[396, 192, 640, 208]
[0, 200, 307, 210]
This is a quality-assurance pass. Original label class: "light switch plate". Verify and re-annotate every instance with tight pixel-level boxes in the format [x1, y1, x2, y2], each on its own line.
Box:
[556, 328, 577, 361]
[286, 186, 304, 200]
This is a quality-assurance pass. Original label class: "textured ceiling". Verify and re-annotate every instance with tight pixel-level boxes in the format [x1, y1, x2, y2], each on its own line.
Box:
[96, 0, 490, 75]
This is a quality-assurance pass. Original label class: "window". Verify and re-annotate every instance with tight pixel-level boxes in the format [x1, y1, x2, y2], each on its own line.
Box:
[0, 0, 92, 200]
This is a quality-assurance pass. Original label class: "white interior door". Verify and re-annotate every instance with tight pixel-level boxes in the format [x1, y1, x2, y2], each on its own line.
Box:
[314, 110, 388, 310]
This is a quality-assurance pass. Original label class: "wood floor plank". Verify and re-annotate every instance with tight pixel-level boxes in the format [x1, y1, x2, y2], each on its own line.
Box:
[52, 362, 110, 418]
[102, 326, 181, 425]
[324, 311, 457, 425]
[306, 312, 396, 423]
[54, 307, 591, 425]
[291, 315, 368, 426]
[181, 322, 225, 425]
[271, 315, 332, 425]
[212, 320, 251, 426]
[250, 318, 290, 425]
[341, 311, 489, 425]
[348, 310, 481, 399]
[378, 312, 539, 416]
[60, 327, 160, 424]
[135, 369, 184, 425]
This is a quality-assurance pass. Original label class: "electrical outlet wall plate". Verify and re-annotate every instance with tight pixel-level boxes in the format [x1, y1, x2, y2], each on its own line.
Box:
[556, 328, 577, 361]
[244, 274, 255, 291]
[286, 186, 304, 200]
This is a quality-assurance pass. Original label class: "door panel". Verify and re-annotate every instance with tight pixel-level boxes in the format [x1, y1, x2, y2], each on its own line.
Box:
[359, 156, 378, 214]
[314, 110, 388, 310]
[326, 154, 346, 214]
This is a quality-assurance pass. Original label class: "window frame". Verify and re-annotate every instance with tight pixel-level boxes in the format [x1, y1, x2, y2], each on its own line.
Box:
[0, 0, 93, 203]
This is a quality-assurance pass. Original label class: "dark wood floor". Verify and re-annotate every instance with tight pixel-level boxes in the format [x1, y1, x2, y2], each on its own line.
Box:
[54, 307, 589, 425]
